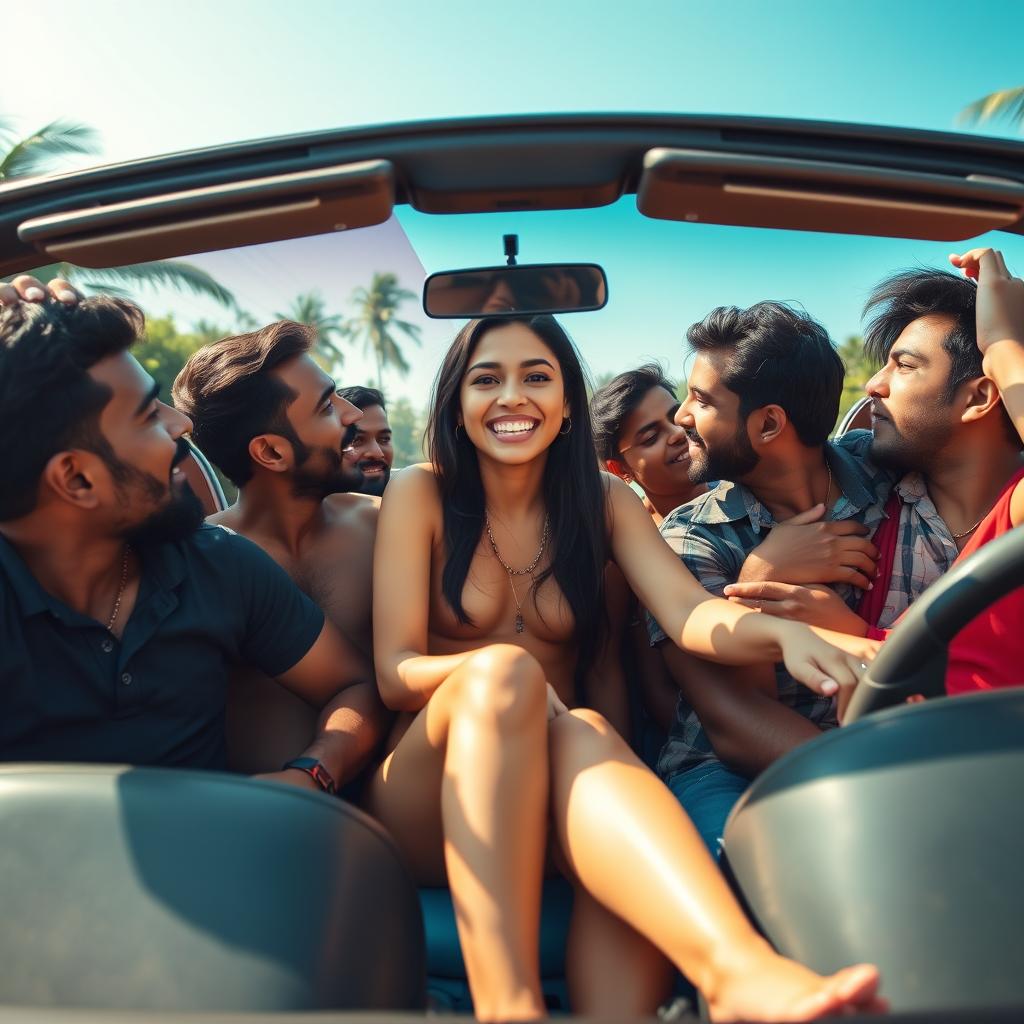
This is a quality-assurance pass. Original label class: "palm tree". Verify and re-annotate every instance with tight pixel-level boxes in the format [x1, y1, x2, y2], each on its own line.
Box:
[345, 272, 422, 389]
[275, 290, 347, 369]
[959, 87, 1024, 128]
[1, 116, 234, 309]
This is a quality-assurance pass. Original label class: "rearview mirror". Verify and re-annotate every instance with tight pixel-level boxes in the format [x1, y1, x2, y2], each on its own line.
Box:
[423, 263, 607, 318]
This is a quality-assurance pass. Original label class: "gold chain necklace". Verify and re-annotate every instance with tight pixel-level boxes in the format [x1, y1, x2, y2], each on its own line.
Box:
[950, 510, 991, 540]
[484, 513, 550, 635]
[106, 545, 131, 633]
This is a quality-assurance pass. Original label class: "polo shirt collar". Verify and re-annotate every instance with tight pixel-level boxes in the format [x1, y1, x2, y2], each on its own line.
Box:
[688, 440, 879, 536]
[0, 533, 66, 619]
[0, 532, 189, 623]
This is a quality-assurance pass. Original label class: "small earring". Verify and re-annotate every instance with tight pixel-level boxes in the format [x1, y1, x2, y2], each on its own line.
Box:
[455, 423, 463, 438]
[559, 417, 572, 435]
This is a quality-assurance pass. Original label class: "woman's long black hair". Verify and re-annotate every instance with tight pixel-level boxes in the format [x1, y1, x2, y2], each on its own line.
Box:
[426, 315, 609, 697]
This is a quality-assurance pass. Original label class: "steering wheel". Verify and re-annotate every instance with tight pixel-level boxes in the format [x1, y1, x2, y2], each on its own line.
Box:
[844, 523, 1024, 723]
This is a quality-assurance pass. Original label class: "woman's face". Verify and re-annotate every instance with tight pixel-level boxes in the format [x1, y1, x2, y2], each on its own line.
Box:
[458, 322, 569, 465]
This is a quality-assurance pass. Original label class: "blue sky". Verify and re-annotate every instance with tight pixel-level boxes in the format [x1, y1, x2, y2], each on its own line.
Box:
[4, 0, 1024, 399]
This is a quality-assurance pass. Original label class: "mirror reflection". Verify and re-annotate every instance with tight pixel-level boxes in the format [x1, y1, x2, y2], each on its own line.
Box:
[424, 263, 607, 318]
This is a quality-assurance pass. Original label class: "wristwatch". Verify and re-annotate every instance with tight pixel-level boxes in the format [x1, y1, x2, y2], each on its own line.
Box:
[282, 757, 337, 795]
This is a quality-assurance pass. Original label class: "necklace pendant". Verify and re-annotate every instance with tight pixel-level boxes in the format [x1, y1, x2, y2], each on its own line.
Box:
[514, 613, 525, 634]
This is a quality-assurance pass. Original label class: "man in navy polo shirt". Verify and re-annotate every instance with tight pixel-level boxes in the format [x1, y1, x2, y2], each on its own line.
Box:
[0, 277, 381, 794]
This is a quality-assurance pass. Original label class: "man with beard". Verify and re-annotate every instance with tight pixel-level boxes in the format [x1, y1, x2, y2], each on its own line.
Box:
[725, 254, 1024, 695]
[0, 284, 376, 792]
[646, 302, 895, 856]
[173, 323, 384, 777]
[335, 386, 394, 497]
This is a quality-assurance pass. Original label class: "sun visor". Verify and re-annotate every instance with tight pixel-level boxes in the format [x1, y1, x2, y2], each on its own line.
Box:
[637, 148, 1024, 241]
[17, 160, 395, 267]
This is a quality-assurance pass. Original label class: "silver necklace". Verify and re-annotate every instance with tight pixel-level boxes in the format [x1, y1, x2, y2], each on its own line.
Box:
[484, 513, 550, 634]
[106, 545, 131, 633]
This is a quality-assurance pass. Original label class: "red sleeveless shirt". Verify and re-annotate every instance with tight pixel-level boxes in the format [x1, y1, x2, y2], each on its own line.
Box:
[944, 467, 1024, 696]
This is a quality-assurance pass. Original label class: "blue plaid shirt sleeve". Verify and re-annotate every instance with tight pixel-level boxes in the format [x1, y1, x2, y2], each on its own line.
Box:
[646, 514, 739, 646]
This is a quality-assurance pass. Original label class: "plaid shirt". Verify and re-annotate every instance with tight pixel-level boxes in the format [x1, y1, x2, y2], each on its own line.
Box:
[874, 472, 958, 628]
[648, 430, 896, 780]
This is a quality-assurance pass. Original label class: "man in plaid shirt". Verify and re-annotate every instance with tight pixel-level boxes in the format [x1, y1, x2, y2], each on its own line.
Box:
[646, 302, 920, 857]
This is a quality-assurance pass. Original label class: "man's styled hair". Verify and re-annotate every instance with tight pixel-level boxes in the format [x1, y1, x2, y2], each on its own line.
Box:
[687, 302, 844, 446]
[172, 321, 314, 487]
[590, 363, 676, 462]
[336, 385, 386, 412]
[863, 268, 983, 397]
[0, 297, 145, 521]
[863, 268, 1018, 445]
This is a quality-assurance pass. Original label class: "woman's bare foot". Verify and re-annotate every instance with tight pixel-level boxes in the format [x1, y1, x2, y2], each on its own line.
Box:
[705, 947, 885, 1022]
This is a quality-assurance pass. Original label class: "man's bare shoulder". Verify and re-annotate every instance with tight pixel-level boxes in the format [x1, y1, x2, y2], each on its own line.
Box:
[323, 492, 380, 534]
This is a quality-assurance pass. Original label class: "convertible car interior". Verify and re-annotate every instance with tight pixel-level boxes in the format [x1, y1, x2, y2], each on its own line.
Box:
[2, 113, 1023, 1022]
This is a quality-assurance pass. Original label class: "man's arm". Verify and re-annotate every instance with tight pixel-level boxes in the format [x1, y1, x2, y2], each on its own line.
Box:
[650, 519, 824, 776]
[229, 532, 385, 790]
[951, 247, 1024, 527]
[658, 643, 823, 777]
[271, 621, 385, 789]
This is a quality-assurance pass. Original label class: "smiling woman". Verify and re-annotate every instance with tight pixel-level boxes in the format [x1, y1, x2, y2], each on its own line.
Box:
[361, 312, 882, 1022]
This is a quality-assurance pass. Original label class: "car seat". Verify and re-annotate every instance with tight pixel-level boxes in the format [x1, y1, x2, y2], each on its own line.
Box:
[179, 437, 228, 516]
[0, 765, 426, 1011]
[420, 878, 573, 1012]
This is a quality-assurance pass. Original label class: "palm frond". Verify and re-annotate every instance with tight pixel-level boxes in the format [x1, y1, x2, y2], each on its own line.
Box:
[61, 261, 235, 307]
[958, 86, 1024, 126]
[0, 121, 101, 180]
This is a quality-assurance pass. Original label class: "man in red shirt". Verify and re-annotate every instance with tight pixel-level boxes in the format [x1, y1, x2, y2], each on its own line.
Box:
[725, 249, 1024, 696]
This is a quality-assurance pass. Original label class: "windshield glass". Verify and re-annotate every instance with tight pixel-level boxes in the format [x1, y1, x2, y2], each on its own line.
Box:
[64, 201, 1024, 472]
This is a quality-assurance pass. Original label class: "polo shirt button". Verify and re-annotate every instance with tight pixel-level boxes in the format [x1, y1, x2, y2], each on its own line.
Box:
[121, 672, 133, 686]
[101, 639, 114, 653]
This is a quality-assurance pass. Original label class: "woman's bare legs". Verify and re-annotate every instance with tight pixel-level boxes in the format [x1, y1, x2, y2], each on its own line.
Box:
[566, 884, 674, 1015]
[548, 709, 884, 1022]
[364, 645, 550, 1021]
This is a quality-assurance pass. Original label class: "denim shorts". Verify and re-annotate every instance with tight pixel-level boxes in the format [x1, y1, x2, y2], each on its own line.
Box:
[666, 761, 750, 859]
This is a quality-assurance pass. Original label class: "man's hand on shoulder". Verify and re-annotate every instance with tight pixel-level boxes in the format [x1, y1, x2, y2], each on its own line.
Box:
[738, 504, 878, 590]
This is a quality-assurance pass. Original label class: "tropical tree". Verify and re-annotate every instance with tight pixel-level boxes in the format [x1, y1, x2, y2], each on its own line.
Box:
[959, 87, 1024, 128]
[275, 290, 347, 369]
[1, 116, 234, 309]
[345, 272, 422, 389]
[387, 396, 427, 468]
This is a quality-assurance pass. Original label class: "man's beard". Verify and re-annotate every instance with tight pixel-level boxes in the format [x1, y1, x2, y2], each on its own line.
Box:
[685, 424, 760, 484]
[290, 437, 364, 499]
[355, 460, 391, 497]
[109, 439, 205, 547]
[869, 408, 949, 474]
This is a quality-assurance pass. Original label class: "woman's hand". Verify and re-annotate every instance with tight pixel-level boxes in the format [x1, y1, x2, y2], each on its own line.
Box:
[723, 581, 870, 636]
[772, 618, 878, 701]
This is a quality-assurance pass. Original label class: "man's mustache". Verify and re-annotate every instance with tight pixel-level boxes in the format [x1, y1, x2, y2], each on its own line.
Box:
[358, 459, 389, 471]
[172, 438, 191, 469]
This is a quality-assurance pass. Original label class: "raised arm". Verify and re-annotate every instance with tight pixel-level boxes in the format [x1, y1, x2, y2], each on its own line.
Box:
[372, 465, 480, 711]
[605, 474, 876, 694]
[951, 248, 1024, 526]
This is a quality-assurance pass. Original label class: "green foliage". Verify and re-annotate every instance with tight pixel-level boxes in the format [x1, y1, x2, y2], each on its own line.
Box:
[387, 396, 426, 468]
[275, 290, 347, 370]
[835, 334, 876, 429]
[959, 86, 1024, 127]
[133, 316, 208, 400]
[0, 118, 100, 181]
[345, 272, 422, 388]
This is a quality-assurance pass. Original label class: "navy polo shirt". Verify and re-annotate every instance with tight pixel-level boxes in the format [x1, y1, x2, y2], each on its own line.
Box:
[0, 525, 324, 769]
